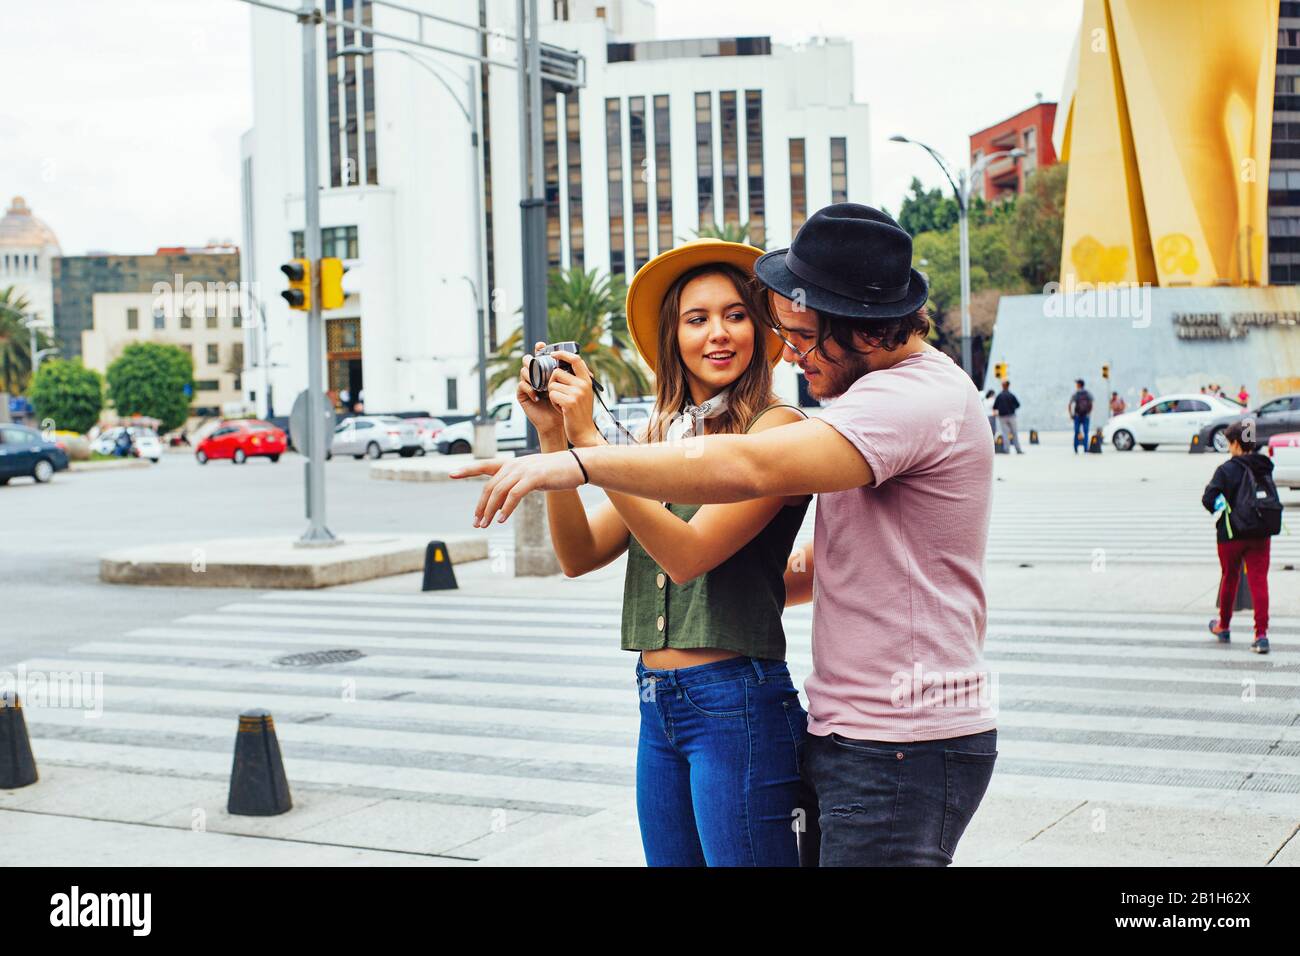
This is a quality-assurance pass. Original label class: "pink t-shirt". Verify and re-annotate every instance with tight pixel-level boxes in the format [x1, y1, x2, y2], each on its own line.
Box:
[806, 348, 995, 742]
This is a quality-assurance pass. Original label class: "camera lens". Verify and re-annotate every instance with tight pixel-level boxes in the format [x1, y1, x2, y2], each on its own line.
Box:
[529, 354, 557, 392]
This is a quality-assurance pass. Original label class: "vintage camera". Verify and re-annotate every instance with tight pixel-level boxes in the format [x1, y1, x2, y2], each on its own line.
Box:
[527, 341, 579, 392]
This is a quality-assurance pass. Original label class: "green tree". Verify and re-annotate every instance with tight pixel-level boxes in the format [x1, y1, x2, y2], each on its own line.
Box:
[1009, 162, 1067, 290]
[484, 267, 650, 399]
[897, 178, 960, 237]
[28, 358, 104, 434]
[0, 286, 54, 394]
[686, 220, 763, 249]
[106, 342, 195, 432]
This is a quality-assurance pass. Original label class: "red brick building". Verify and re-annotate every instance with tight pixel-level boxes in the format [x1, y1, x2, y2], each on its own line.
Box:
[969, 100, 1058, 202]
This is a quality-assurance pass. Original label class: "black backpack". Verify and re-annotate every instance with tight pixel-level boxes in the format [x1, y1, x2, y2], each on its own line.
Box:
[1074, 390, 1093, 417]
[1228, 461, 1283, 537]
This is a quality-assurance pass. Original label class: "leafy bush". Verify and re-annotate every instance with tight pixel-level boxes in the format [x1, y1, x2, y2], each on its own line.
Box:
[106, 342, 195, 433]
[28, 358, 104, 434]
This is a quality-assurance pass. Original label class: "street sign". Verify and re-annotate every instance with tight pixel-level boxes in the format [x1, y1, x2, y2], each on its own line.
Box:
[289, 390, 335, 454]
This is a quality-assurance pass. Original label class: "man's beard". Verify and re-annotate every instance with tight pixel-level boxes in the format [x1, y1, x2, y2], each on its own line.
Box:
[809, 351, 873, 400]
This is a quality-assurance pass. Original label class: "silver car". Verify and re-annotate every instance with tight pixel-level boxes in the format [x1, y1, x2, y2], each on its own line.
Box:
[331, 416, 422, 459]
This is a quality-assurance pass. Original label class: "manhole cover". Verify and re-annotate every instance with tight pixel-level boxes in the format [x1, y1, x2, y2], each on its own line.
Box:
[273, 649, 365, 667]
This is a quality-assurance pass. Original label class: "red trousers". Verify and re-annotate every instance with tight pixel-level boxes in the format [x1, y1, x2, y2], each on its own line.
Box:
[1216, 538, 1271, 637]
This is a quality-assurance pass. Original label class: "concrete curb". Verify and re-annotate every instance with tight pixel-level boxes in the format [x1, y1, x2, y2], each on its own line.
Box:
[370, 454, 504, 483]
[69, 458, 153, 472]
[99, 533, 488, 589]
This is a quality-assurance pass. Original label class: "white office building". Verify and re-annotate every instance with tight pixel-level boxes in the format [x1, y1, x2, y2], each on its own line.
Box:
[240, 0, 870, 417]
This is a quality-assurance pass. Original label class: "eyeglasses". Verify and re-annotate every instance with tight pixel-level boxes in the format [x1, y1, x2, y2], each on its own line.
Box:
[766, 319, 822, 360]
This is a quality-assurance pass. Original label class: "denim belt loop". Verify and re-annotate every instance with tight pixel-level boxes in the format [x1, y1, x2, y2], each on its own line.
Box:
[750, 657, 765, 683]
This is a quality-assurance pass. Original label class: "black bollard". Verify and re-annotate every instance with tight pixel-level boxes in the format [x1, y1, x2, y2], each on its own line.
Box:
[994, 433, 1008, 455]
[1088, 429, 1103, 454]
[421, 540, 458, 591]
[1189, 433, 1206, 454]
[227, 708, 292, 816]
[1029, 430, 1040, 445]
[0, 692, 38, 789]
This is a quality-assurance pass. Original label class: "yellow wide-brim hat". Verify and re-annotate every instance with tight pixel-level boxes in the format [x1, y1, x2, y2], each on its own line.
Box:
[624, 238, 784, 371]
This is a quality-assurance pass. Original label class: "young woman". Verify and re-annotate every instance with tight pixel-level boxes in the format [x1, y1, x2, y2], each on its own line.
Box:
[515, 240, 810, 866]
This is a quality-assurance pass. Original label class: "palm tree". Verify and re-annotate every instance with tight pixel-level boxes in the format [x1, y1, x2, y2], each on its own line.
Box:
[0, 286, 41, 394]
[483, 267, 650, 399]
[685, 219, 763, 249]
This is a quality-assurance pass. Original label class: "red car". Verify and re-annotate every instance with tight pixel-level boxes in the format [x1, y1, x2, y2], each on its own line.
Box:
[196, 420, 288, 464]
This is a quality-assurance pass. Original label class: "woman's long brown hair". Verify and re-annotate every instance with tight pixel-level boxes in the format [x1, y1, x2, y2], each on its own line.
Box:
[646, 263, 778, 443]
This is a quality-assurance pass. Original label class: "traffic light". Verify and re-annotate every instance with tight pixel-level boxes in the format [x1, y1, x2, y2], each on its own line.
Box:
[319, 257, 346, 310]
[280, 258, 311, 311]
[994, 362, 1007, 381]
[1101, 363, 1110, 379]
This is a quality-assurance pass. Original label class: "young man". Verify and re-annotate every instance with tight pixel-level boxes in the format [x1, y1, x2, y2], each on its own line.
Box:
[1109, 391, 1126, 417]
[1067, 379, 1093, 453]
[993, 380, 1024, 453]
[455, 204, 998, 866]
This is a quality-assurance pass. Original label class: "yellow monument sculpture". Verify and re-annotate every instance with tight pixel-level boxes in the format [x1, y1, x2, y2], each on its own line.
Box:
[1057, 0, 1278, 287]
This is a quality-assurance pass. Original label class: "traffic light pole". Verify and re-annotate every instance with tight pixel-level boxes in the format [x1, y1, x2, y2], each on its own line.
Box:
[517, 0, 547, 454]
[297, 3, 337, 546]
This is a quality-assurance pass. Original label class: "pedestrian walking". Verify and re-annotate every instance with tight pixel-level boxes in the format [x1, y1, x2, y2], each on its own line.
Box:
[456, 203, 998, 867]
[993, 380, 1024, 453]
[1139, 387, 1154, 407]
[984, 389, 997, 435]
[1067, 379, 1094, 454]
[1237, 384, 1249, 406]
[1203, 421, 1283, 654]
[1109, 391, 1126, 417]
[497, 239, 810, 866]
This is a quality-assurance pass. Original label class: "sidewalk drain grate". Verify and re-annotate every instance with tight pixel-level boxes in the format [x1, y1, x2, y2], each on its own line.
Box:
[274, 649, 365, 667]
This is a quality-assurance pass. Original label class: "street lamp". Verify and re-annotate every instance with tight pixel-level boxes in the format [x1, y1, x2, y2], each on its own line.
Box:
[336, 44, 493, 457]
[890, 135, 1026, 379]
[20, 313, 58, 376]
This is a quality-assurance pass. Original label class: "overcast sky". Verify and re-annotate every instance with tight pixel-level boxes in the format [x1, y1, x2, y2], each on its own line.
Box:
[0, 0, 1080, 256]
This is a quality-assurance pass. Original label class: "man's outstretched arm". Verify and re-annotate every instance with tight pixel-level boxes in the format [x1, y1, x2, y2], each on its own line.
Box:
[454, 418, 873, 526]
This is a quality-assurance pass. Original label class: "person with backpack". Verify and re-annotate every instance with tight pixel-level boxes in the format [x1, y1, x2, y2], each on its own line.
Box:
[1202, 421, 1282, 654]
[1067, 379, 1094, 454]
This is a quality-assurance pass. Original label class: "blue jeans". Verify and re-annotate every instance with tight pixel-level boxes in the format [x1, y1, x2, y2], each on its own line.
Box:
[1073, 414, 1091, 452]
[635, 656, 808, 866]
[800, 729, 997, 866]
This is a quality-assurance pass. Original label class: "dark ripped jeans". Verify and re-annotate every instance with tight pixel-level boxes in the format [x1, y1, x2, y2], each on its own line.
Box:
[797, 729, 997, 866]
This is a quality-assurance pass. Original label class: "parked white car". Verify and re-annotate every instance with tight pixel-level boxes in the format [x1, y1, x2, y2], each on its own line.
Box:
[598, 400, 654, 445]
[1102, 393, 1242, 451]
[1267, 432, 1300, 489]
[436, 402, 527, 454]
[92, 426, 162, 462]
[331, 416, 422, 459]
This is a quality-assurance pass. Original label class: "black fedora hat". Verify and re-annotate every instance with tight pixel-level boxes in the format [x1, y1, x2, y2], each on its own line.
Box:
[754, 203, 929, 321]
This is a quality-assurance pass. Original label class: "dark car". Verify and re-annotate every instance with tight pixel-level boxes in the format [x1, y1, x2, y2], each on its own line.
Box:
[1196, 394, 1300, 452]
[0, 424, 71, 485]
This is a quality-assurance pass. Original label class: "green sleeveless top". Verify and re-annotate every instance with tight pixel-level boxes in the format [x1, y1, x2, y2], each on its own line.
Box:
[620, 404, 810, 660]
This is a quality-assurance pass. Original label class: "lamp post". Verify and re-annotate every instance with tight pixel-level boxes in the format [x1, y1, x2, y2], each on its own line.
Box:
[20, 314, 58, 376]
[889, 135, 1025, 379]
[337, 44, 492, 456]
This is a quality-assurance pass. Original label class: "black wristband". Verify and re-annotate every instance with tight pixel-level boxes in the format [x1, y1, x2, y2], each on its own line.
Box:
[569, 447, 589, 485]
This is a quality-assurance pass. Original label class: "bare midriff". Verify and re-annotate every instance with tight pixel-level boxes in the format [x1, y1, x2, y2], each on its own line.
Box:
[640, 646, 743, 669]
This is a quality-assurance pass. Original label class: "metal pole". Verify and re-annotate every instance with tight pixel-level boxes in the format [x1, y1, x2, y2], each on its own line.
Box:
[469, 64, 493, 455]
[27, 317, 37, 378]
[958, 170, 973, 379]
[516, 0, 547, 453]
[298, 4, 336, 545]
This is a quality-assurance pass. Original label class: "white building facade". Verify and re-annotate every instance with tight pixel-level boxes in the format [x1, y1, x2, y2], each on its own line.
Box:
[240, 0, 870, 418]
[0, 196, 59, 324]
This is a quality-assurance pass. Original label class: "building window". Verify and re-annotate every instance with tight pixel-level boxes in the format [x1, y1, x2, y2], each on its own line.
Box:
[629, 96, 650, 271]
[744, 90, 765, 248]
[180, 343, 192, 355]
[206, 308, 218, 330]
[789, 138, 807, 233]
[553, 0, 569, 19]
[196, 379, 220, 392]
[653, 95, 673, 255]
[719, 91, 740, 226]
[292, 226, 359, 259]
[695, 92, 714, 229]
[830, 137, 848, 203]
[543, 90, 562, 269]
[362, 0, 378, 185]
[180, 309, 192, 330]
[207, 344, 220, 365]
[126, 308, 139, 331]
[605, 97, 626, 275]
[153, 309, 165, 330]
[446, 377, 458, 410]
[233, 343, 244, 369]
[232, 305, 242, 328]
[566, 91, 584, 270]
[326, 0, 342, 187]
